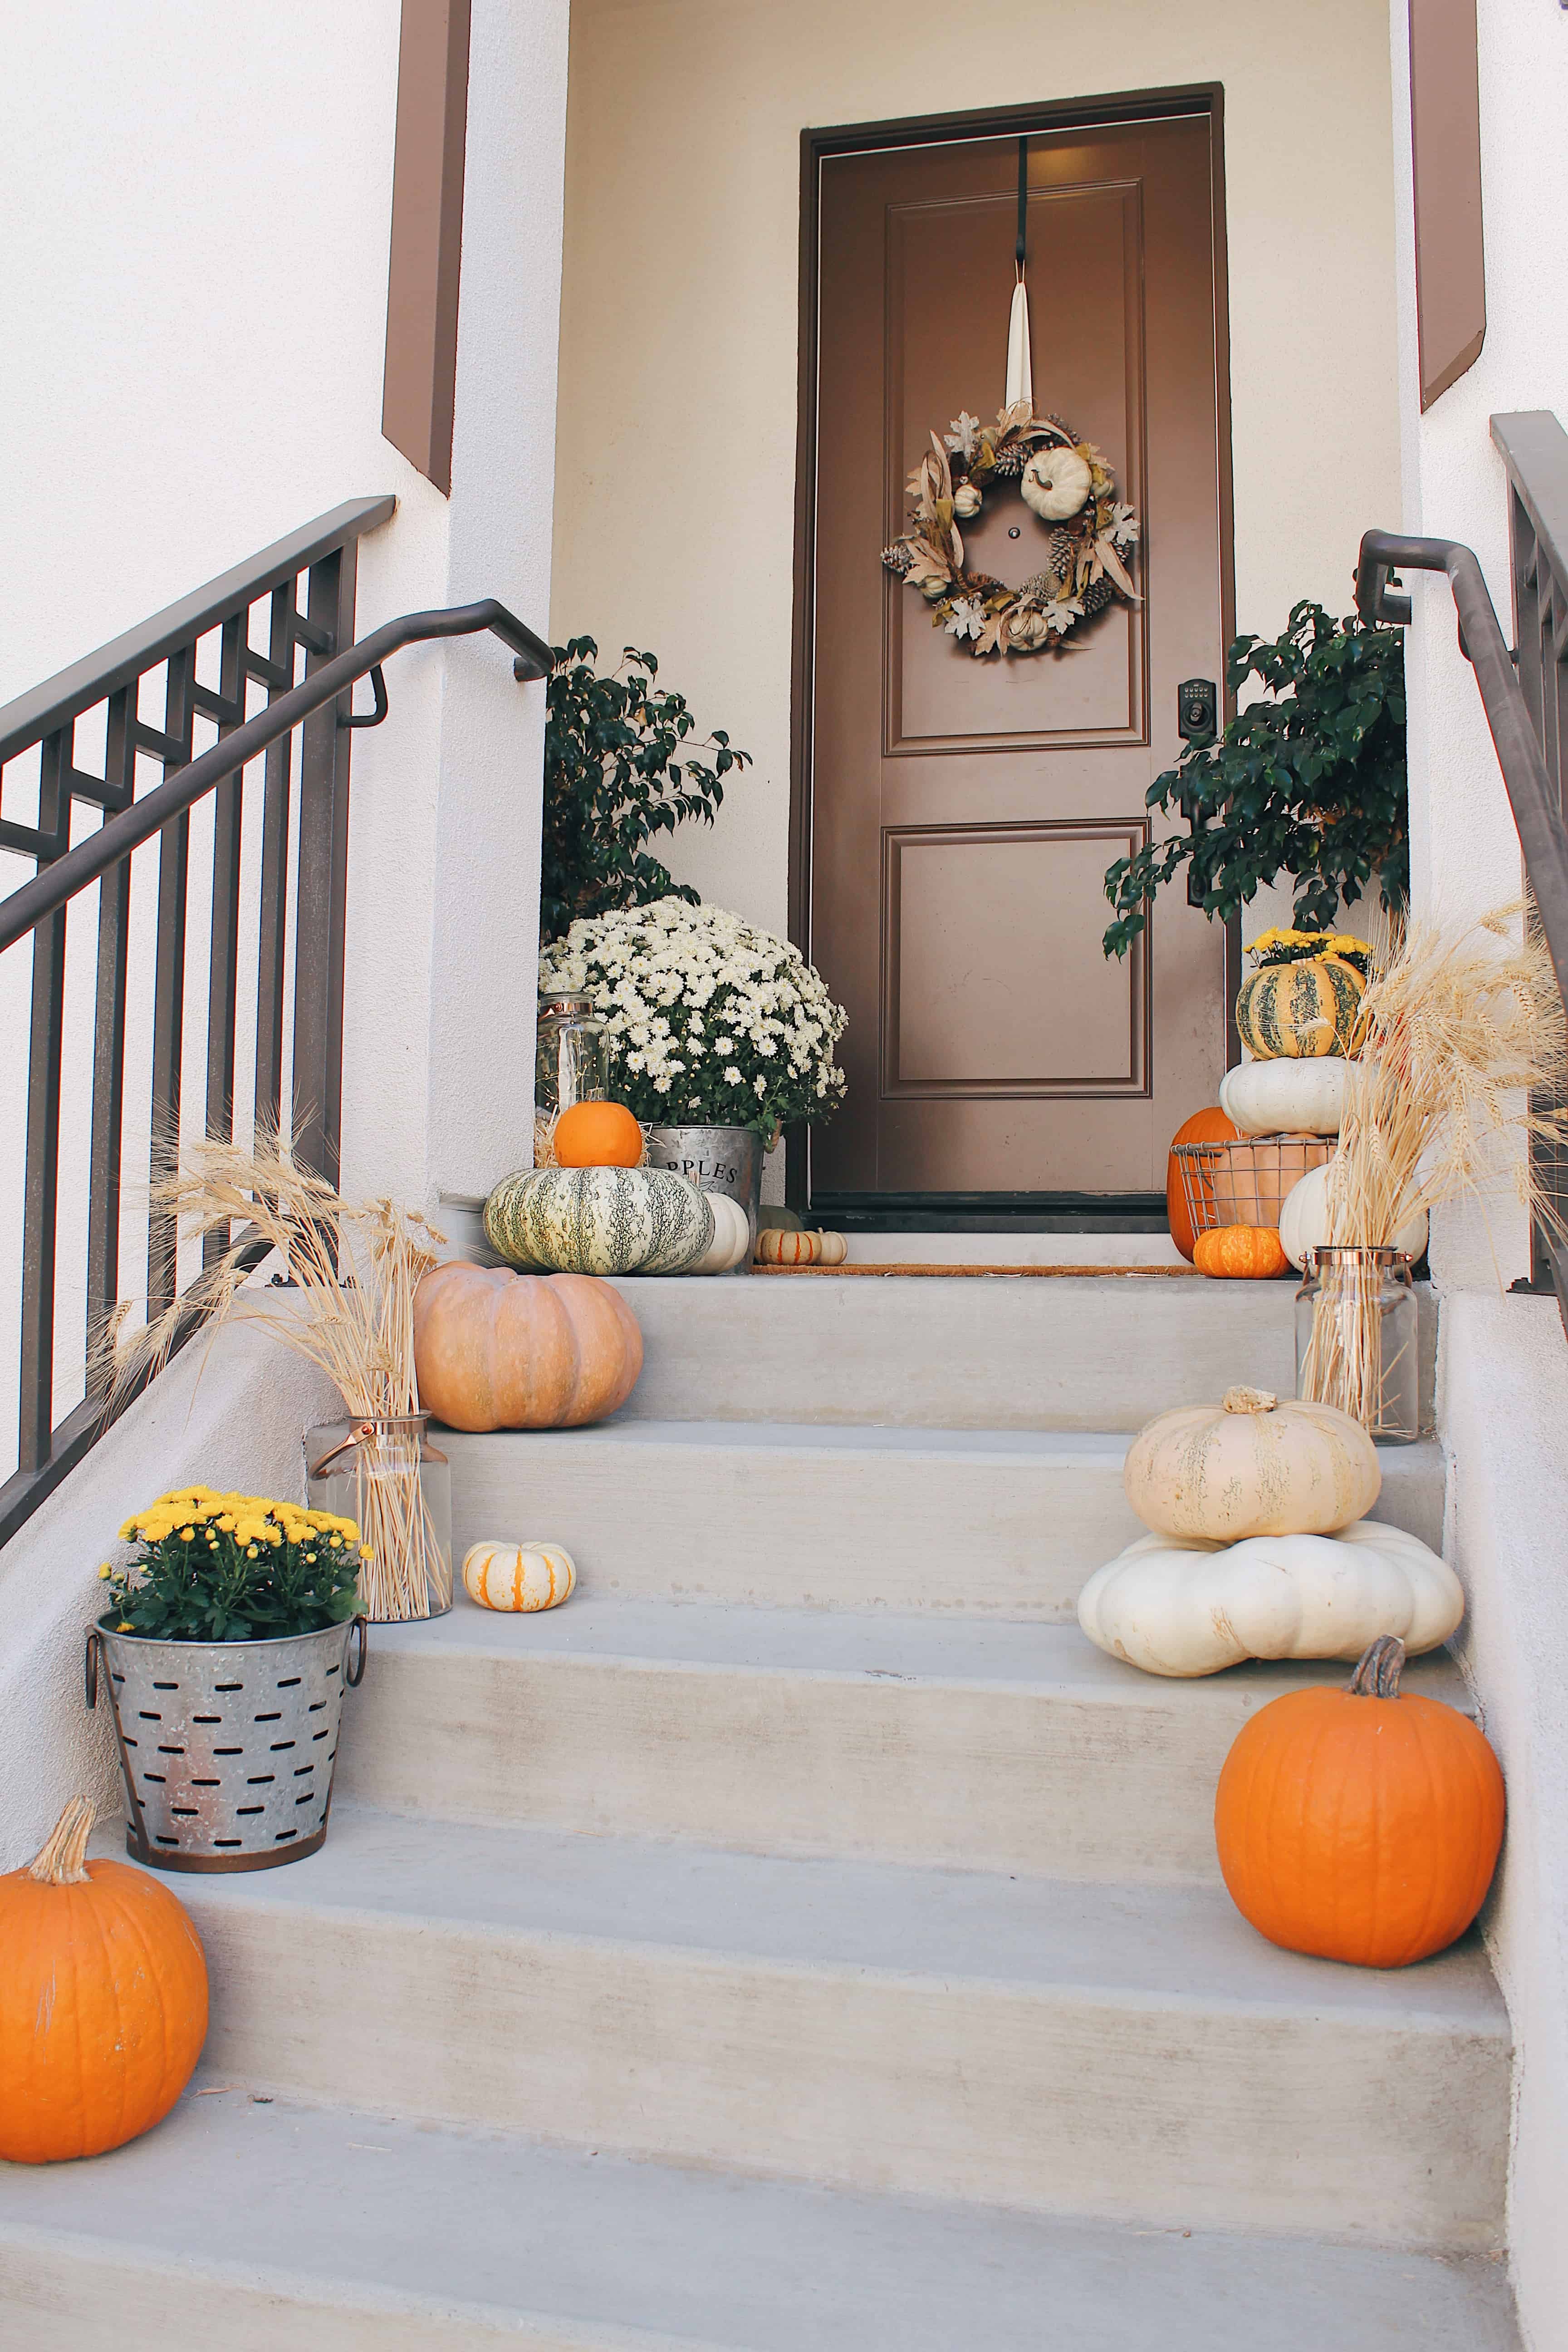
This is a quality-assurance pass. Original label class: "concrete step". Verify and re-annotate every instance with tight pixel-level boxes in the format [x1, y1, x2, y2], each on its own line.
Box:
[334, 1596, 1470, 1880]
[122, 1807, 1508, 2248]
[601, 1272, 1436, 1430]
[441, 1422, 1446, 1612]
[0, 2085, 1519, 2351]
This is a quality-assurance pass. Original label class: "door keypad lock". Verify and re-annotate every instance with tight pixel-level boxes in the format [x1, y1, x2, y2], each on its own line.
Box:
[1177, 677, 1218, 741]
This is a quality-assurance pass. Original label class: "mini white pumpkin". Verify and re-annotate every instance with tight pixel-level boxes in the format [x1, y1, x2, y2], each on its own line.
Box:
[462, 1539, 577, 1612]
[1278, 1163, 1430, 1273]
[953, 482, 983, 518]
[685, 1190, 752, 1274]
[1020, 444, 1093, 521]
[1077, 1519, 1463, 1678]
[1122, 1384, 1380, 1542]
[1219, 1057, 1353, 1137]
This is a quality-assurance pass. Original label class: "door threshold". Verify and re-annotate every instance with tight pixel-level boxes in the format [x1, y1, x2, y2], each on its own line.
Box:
[831, 1230, 1182, 1268]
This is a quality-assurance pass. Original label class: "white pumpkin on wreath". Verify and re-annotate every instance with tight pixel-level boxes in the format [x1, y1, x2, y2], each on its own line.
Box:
[882, 401, 1141, 657]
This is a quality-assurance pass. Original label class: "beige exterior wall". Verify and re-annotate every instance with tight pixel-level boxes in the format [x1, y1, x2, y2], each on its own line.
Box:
[550, 0, 1402, 943]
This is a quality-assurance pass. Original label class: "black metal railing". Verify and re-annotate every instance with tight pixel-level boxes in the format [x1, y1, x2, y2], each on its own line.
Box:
[0, 498, 550, 1546]
[1355, 407, 1568, 1324]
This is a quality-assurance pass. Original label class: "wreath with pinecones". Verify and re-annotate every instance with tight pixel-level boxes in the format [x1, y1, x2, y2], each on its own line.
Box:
[882, 401, 1141, 656]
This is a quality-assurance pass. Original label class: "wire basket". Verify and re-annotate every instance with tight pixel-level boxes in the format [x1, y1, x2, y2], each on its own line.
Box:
[1174, 1133, 1333, 1238]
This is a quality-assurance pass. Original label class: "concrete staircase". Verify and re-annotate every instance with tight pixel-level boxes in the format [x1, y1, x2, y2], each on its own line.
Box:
[1, 1275, 1519, 2348]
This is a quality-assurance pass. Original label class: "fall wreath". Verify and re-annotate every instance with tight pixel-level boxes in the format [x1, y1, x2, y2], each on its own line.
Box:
[882, 400, 1140, 657]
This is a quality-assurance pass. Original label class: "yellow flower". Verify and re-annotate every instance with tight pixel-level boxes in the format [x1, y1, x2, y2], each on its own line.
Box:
[305, 1553, 316, 1563]
[180, 1527, 196, 1541]
[329, 1534, 342, 1548]
[246, 1545, 259, 1558]
[98, 1563, 112, 1579]
[359, 1547, 374, 1561]
[117, 1622, 134, 1632]
[218, 1516, 235, 1532]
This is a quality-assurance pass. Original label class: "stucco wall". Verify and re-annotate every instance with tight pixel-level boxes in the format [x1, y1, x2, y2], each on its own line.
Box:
[549, 0, 1401, 943]
[1386, 6, 1568, 2347]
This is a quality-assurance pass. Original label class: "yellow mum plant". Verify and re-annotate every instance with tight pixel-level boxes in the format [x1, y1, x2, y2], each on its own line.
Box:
[103, 1487, 363, 1642]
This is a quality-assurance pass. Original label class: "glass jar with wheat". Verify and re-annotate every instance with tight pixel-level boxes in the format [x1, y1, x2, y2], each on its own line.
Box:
[1294, 904, 1568, 1437]
[120, 1139, 453, 1622]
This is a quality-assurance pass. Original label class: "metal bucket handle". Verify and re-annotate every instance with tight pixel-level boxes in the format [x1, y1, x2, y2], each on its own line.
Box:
[84, 1625, 100, 1710]
[345, 1614, 369, 1687]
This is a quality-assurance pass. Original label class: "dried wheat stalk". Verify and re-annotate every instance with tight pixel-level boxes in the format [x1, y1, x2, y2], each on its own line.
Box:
[108, 1135, 450, 1619]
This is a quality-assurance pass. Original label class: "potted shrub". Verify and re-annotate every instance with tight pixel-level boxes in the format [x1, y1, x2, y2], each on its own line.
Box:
[539, 897, 848, 1251]
[87, 1486, 367, 1872]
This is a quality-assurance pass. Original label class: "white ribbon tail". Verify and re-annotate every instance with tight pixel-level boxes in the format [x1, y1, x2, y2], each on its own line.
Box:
[1005, 276, 1034, 414]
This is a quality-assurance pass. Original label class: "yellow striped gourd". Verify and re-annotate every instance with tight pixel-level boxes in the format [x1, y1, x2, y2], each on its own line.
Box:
[1234, 956, 1364, 1060]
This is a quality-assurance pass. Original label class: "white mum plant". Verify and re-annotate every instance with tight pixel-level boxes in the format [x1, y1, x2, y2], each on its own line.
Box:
[540, 897, 848, 1145]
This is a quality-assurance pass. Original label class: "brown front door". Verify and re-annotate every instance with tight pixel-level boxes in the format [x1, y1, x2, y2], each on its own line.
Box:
[804, 109, 1230, 1211]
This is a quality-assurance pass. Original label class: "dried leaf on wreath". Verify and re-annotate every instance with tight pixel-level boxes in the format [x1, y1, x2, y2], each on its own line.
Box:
[1095, 539, 1140, 601]
[929, 431, 954, 501]
[999, 399, 1033, 434]
[975, 614, 1006, 656]
[949, 519, 964, 569]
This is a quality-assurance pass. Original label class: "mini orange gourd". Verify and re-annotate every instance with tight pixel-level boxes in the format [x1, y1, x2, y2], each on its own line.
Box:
[1192, 1224, 1288, 1279]
[1215, 1636, 1505, 1967]
[0, 1796, 208, 2161]
[1166, 1107, 1239, 1261]
[551, 1101, 645, 1168]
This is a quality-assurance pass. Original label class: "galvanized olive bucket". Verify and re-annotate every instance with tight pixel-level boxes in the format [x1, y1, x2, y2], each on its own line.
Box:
[643, 1123, 764, 1264]
[86, 1615, 367, 1872]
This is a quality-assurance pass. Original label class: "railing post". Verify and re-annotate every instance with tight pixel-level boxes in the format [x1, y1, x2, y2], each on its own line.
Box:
[18, 734, 69, 1474]
[291, 544, 357, 1186]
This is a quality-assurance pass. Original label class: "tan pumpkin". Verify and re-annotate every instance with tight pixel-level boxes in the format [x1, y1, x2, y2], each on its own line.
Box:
[462, 1539, 577, 1612]
[1122, 1384, 1381, 1542]
[755, 1228, 849, 1267]
[414, 1262, 642, 1431]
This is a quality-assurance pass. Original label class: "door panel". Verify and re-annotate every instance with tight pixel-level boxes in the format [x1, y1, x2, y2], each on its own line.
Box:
[806, 113, 1228, 1209]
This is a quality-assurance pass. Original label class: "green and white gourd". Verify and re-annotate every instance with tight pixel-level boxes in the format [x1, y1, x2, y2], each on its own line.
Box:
[482, 1166, 713, 1277]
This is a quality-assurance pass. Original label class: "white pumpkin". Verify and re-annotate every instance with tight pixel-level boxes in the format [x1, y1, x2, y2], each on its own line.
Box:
[685, 1191, 752, 1274]
[1122, 1384, 1380, 1541]
[1020, 444, 1093, 521]
[1077, 1519, 1464, 1678]
[462, 1539, 578, 1612]
[1278, 1163, 1430, 1273]
[1219, 1057, 1353, 1137]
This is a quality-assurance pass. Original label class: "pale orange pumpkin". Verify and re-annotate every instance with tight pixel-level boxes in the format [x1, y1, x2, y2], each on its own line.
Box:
[1192, 1223, 1288, 1279]
[414, 1262, 643, 1431]
[1215, 1636, 1504, 1967]
[552, 1100, 645, 1168]
[0, 1796, 208, 2162]
[1167, 1107, 1240, 1261]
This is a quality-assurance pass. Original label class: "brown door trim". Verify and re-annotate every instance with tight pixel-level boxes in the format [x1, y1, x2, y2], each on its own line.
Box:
[381, 0, 473, 496]
[785, 87, 1237, 1215]
[1407, 0, 1486, 413]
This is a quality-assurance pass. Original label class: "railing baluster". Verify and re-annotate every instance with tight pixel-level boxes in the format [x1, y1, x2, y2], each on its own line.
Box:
[86, 689, 134, 1358]
[254, 584, 296, 1141]
[19, 732, 69, 1472]
[204, 617, 246, 1268]
[147, 646, 194, 1318]
[291, 545, 356, 1185]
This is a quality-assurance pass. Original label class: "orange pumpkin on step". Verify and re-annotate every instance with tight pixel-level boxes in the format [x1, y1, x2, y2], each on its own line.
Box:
[414, 1261, 643, 1430]
[1166, 1107, 1240, 1261]
[551, 1100, 645, 1168]
[1192, 1224, 1288, 1279]
[0, 1796, 208, 2161]
[1215, 1636, 1505, 1967]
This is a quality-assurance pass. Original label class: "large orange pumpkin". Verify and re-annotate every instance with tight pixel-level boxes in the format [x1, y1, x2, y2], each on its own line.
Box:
[1166, 1106, 1240, 1261]
[552, 1100, 645, 1169]
[414, 1261, 643, 1431]
[0, 1796, 208, 2161]
[1192, 1224, 1289, 1279]
[1215, 1636, 1504, 1967]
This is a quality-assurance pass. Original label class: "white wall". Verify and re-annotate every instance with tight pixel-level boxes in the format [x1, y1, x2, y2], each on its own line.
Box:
[550, 0, 1402, 945]
[0, 2, 568, 1843]
[1385, 6, 1568, 2346]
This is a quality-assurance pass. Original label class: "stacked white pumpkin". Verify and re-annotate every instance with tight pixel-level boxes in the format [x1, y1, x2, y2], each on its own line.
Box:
[1078, 1385, 1462, 1677]
[482, 1164, 752, 1277]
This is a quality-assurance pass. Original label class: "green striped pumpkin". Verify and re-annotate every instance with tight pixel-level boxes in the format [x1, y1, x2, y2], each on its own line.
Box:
[482, 1166, 712, 1276]
[1235, 956, 1365, 1060]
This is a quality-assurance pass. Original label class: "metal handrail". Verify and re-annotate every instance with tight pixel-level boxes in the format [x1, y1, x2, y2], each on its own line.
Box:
[1, 595, 552, 953]
[1355, 408, 1568, 1322]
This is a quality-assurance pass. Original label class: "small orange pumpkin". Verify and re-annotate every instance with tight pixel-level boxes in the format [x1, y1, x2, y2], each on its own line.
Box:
[1215, 1635, 1505, 1967]
[1192, 1223, 1288, 1279]
[552, 1100, 645, 1168]
[1167, 1107, 1240, 1261]
[0, 1796, 208, 2161]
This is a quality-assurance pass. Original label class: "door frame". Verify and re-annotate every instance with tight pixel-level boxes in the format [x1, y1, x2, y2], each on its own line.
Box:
[786, 84, 1240, 1222]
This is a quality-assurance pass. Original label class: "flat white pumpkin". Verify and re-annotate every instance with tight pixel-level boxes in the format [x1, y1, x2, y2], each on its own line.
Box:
[1218, 1057, 1352, 1137]
[685, 1190, 752, 1274]
[1278, 1162, 1430, 1272]
[1020, 444, 1092, 521]
[1077, 1518, 1464, 1678]
[462, 1539, 577, 1612]
[1123, 1384, 1380, 1542]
